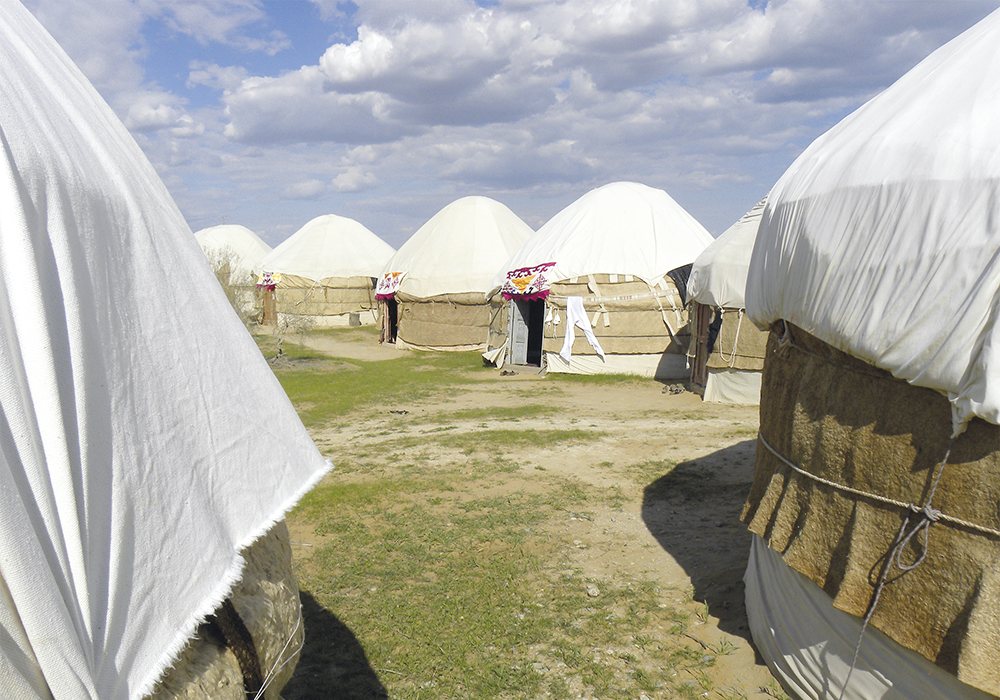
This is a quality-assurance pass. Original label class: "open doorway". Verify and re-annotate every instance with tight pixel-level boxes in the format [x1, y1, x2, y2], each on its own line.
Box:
[508, 298, 544, 366]
[382, 298, 398, 343]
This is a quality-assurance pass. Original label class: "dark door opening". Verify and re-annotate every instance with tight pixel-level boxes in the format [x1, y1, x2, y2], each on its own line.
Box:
[510, 299, 544, 366]
[383, 298, 398, 343]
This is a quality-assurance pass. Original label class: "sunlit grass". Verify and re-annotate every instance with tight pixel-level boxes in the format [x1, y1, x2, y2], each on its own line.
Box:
[266, 328, 757, 700]
[270, 349, 487, 427]
[293, 466, 709, 700]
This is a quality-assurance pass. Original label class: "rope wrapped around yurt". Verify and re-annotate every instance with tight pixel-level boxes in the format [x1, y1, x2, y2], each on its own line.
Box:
[742, 322, 1000, 697]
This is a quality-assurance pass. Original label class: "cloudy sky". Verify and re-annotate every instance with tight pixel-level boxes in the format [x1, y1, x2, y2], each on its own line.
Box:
[22, 0, 998, 248]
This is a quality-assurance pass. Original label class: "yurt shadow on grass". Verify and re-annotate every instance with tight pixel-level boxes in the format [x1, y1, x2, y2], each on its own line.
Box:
[641, 440, 760, 646]
[281, 592, 388, 700]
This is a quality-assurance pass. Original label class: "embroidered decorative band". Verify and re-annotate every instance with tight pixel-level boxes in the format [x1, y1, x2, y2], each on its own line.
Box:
[376, 271, 405, 299]
[500, 262, 556, 300]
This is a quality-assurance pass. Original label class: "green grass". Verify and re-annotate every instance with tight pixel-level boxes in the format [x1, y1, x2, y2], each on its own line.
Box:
[310, 325, 382, 340]
[416, 403, 560, 424]
[271, 350, 487, 427]
[265, 329, 761, 700]
[253, 335, 329, 360]
[294, 471, 706, 700]
[433, 427, 604, 454]
[547, 372, 654, 387]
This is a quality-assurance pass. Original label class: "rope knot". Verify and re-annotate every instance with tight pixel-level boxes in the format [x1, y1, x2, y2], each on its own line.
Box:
[907, 503, 941, 522]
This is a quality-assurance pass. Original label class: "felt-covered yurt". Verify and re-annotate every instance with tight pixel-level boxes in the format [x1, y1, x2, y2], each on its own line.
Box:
[685, 196, 769, 404]
[376, 196, 533, 350]
[0, 3, 329, 698]
[742, 8, 1000, 699]
[194, 224, 272, 320]
[257, 214, 395, 327]
[488, 181, 713, 378]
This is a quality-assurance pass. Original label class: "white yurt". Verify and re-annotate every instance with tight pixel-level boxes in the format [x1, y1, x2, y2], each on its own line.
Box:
[0, 3, 329, 698]
[194, 224, 272, 320]
[742, 7, 1000, 700]
[257, 214, 395, 327]
[489, 181, 713, 378]
[376, 196, 533, 350]
[686, 196, 770, 404]
[195, 224, 272, 276]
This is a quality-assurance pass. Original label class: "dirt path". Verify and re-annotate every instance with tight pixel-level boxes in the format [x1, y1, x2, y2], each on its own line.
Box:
[283, 338, 784, 699]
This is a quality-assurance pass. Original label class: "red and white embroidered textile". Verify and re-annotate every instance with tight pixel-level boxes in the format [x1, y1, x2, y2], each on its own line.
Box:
[376, 271, 406, 299]
[500, 262, 556, 300]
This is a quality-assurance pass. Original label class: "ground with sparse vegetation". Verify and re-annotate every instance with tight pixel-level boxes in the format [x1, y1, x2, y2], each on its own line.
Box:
[256, 325, 790, 700]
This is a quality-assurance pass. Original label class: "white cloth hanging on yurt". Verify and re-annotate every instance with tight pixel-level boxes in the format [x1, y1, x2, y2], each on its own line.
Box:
[0, 2, 330, 698]
[259, 214, 394, 282]
[194, 224, 272, 276]
[746, 6, 1000, 436]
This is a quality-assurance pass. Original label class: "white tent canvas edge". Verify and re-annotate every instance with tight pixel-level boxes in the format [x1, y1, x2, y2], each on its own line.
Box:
[0, 3, 330, 697]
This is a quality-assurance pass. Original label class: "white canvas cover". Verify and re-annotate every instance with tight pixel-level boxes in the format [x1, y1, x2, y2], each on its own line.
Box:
[494, 181, 713, 292]
[259, 214, 394, 282]
[703, 367, 762, 404]
[384, 196, 534, 298]
[0, 3, 329, 698]
[745, 7, 1000, 434]
[687, 196, 767, 310]
[194, 224, 272, 277]
[745, 536, 993, 700]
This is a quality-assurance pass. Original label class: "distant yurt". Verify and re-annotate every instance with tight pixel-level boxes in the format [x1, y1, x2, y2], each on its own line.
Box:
[194, 224, 272, 319]
[376, 196, 533, 350]
[685, 196, 769, 404]
[742, 8, 1000, 700]
[0, 3, 329, 698]
[489, 182, 713, 378]
[258, 214, 395, 327]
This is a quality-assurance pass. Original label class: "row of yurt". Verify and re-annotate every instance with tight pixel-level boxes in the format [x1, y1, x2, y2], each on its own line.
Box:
[742, 7, 1000, 700]
[685, 196, 770, 404]
[0, 3, 329, 699]
[194, 224, 272, 319]
[257, 214, 396, 327]
[376, 196, 533, 350]
[488, 182, 714, 379]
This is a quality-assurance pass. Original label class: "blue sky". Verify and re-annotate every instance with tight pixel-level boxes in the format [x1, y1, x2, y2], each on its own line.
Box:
[21, 0, 999, 248]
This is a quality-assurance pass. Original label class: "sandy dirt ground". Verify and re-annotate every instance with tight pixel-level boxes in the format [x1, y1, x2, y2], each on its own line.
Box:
[283, 331, 785, 699]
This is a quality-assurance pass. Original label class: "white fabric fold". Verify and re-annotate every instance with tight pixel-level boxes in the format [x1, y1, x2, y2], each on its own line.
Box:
[745, 536, 993, 700]
[560, 296, 605, 362]
[744, 8, 1000, 434]
[0, 3, 330, 698]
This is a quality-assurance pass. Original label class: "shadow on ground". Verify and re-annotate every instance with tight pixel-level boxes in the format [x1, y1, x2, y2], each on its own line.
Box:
[641, 439, 759, 645]
[283, 591, 388, 700]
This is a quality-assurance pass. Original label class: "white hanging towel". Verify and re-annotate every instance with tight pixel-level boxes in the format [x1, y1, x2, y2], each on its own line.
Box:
[560, 296, 606, 362]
